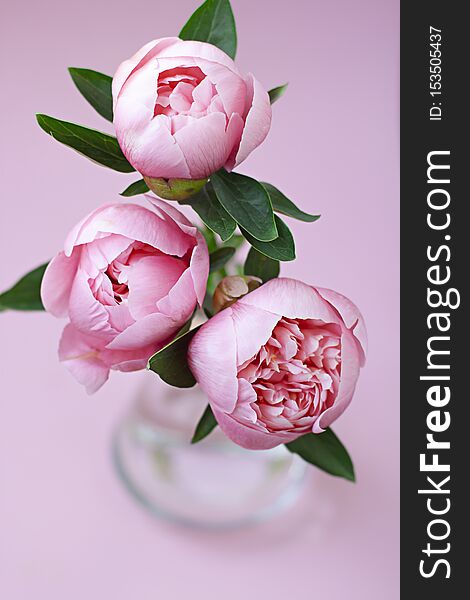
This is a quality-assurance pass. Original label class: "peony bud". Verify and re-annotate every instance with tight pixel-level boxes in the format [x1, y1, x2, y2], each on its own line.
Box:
[112, 38, 272, 182]
[213, 275, 262, 313]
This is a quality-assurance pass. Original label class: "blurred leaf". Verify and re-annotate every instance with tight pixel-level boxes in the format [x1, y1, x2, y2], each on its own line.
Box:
[222, 234, 245, 249]
[244, 247, 279, 282]
[180, 0, 237, 59]
[36, 114, 134, 173]
[241, 215, 295, 262]
[210, 247, 236, 272]
[182, 182, 236, 242]
[262, 182, 320, 223]
[0, 263, 48, 311]
[286, 428, 355, 481]
[201, 226, 218, 253]
[211, 170, 277, 242]
[203, 291, 214, 318]
[191, 404, 218, 443]
[68, 68, 113, 122]
[148, 326, 201, 388]
[268, 83, 288, 104]
[120, 179, 149, 197]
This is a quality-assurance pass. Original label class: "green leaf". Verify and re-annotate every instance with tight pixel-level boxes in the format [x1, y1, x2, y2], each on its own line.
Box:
[202, 292, 214, 318]
[210, 246, 235, 272]
[148, 326, 201, 388]
[262, 182, 320, 223]
[179, 0, 237, 59]
[244, 247, 279, 282]
[211, 170, 277, 242]
[286, 428, 355, 481]
[0, 263, 48, 311]
[222, 234, 245, 249]
[241, 215, 295, 262]
[120, 179, 149, 197]
[268, 83, 288, 104]
[176, 312, 196, 337]
[36, 114, 134, 173]
[182, 181, 236, 242]
[191, 404, 218, 443]
[201, 226, 218, 253]
[68, 68, 113, 122]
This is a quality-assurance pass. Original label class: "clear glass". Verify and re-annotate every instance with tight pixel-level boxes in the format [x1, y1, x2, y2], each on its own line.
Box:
[113, 380, 307, 529]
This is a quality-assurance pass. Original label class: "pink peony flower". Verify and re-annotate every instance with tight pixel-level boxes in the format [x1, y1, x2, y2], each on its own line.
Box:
[41, 198, 209, 393]
[188, 278, 367, 450]
[112, 38, 272, 182]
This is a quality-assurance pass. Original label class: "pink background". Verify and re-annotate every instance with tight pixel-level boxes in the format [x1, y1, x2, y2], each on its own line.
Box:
[0, 0, 399, 598]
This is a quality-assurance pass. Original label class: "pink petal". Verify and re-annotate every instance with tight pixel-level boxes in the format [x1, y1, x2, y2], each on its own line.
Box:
[231, 379, 258, 424]
[316, 286, 367, 365]
[189, 229, 210, 306]
[192, 59, 246, 117]
[156, 267, 198, 322]
[191, 76, 214, 108]
[234, 74, 272, 167]
[146, 195, 195, 229]
[65, 203, 193, 259]
[41, 249, 80, 317]
[127, 255, 187, 320]
[146, 199, 209, 306]
[212, 406, 298, 450]
[155, 40, 240, 74]
[239, 278, 339, 322]
[313, 329, 361, 432]
[59, 324, 109, 394]
[169, 81, 194, 112]
[105, 311, 180, 351]
[68, 269, 117, 342]
[101, 344, 156, 372]
[105, 304, 135, 333]
[112, 37, 180, 107]
[230, 302, 280, 366]
[78, 235, 133, 279]
[114, 58, 159, 129]
[114, 57, 192, 178]
[174, 111, 244, 179]
[188, 308, 238, 413]
[116, 108, 191, 179]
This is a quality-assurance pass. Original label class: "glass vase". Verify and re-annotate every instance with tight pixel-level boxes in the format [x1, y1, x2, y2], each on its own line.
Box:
[112, 379, 307, 529]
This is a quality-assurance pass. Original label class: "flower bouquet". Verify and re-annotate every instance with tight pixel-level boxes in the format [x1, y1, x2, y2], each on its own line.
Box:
[0, 0, 366, 487]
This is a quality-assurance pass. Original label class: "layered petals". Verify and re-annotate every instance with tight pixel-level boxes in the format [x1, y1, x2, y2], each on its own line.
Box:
[188, 278, 366, 450]
[113, 38, 272, 179]
[42, 200, 209, 392]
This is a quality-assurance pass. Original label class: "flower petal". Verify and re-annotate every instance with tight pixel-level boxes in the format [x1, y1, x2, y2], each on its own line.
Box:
[156, 40, 240, 74]
[68, 269, 117, 341]
[316, 286, 367, 365]
[230, 301, 280, 366]
[239, 278, 339, 322]
[313, 329, 361, 432]
[234, 73, 272, 167]
[65, 203, 193, 258]
[105, 311, 180, 351]
[174, 111, 244, 179]
[59, 324, 109, 394]
[156, 267, 198, 322]
[112, 37, 180, 107]
[41, 249, 80, 317]
[188, 308, 238, 413]
[127, 255, 187, 320]
[212, 406, 299, 450]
